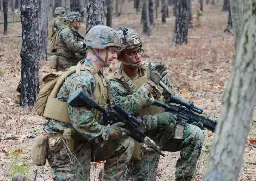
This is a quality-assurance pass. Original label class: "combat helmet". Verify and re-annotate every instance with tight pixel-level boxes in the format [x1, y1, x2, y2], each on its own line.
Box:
[117, 27, 142, 53]
[65, 11, 83, 22]
[84, 25, 120, 67]
[54, 7, 66, 16]
[84, 25, 120, 49]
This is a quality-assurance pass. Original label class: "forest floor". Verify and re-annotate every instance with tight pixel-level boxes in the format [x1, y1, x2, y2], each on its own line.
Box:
[0, 1, 255, 181]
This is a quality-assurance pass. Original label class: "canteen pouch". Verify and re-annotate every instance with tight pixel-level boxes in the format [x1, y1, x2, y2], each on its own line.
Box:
[31, 135, 49, 166]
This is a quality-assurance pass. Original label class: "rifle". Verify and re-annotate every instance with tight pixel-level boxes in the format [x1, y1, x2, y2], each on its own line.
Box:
[68, 91, 165, 156]
[152, 99, 217, 132]
[72, 30, 84, 40]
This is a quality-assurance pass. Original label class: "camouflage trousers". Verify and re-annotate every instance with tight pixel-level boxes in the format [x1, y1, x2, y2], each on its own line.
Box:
[122, 124, 204, 181]
[47, 133, 135, 181]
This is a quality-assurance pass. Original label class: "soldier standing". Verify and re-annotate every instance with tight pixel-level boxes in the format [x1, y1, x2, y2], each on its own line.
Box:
[108, 28, 205, 181]
[40, 25, 136, 181]
[48, 11, 87, 71]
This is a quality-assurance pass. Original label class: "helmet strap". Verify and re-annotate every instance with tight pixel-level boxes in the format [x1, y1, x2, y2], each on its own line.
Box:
[91, 48, 109, 67]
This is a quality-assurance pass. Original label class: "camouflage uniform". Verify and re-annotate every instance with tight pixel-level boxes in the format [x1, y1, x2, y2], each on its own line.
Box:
[43, 25, 135, 181]
[108, 28, 204, 181]
[48, 12, 86, 71]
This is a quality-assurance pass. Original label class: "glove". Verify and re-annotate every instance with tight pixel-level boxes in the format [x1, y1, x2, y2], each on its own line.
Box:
[152, 62, 168, 79]
[108, 122, 130, 140]
[142, 112, 177, 131]
[192, 122, 205, 130]
[147, 63, 162, 85]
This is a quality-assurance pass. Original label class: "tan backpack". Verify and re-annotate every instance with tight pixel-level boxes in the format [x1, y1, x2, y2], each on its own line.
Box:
[35, 64, 96, 123]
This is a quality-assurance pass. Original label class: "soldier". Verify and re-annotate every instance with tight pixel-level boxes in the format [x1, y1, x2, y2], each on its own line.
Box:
[42, 25, 137, 181]
[48, 7, 67, 42]
[48, 11, 87, 71]
[108, 28, 205, 181]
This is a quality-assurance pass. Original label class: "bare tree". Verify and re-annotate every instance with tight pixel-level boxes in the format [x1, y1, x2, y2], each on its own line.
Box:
[106, 0, 113, 27]
[15, 0, 21, 9]
[86, 0, 105, 32]
[71, 0, 82, 12]
[155, 0, 159, 18]
[204, 1, 256, 181]
[48, 0, 54, 19]
[3, 0, 8, 35]
[149, 0, 154, 25]
[230, 0, 244, 38]
[206, 0, 210, 4]
[54, 0, 62, 10]
[172, 0, 189, 45]
[223, 0, 230, 11]
[161, 0, 167, 23]
[65, 0, 71, 13]
[199, 0, 203, 11]
[188, 0, 192, 27]
[20, 0, 40, 106]
[0, 0, 2, 10]
[39, 0, 48, 60]
[142, 0, 151, 35]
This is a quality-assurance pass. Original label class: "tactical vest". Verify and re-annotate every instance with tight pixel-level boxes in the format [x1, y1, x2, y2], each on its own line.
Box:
[112, 65, 164, 117]
[42, 62, 108, 123]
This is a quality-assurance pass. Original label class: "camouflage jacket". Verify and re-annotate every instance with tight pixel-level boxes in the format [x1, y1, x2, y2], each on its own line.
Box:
[53, 26, 86, 59]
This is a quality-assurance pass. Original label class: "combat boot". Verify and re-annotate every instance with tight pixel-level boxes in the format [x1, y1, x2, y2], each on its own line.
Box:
[175, 177, 193, 181]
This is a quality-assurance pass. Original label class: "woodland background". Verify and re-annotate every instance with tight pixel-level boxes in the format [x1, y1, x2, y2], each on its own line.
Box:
[0, 0, 255, 180]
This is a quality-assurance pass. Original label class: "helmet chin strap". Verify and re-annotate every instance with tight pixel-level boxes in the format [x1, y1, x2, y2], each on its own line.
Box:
[91, 48, 110, 67]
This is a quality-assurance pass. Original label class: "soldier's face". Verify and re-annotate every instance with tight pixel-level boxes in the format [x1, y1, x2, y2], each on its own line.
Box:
[71, 21, 81, 30]
[121, 47, 142, 65]
[106, 46, 118, 63]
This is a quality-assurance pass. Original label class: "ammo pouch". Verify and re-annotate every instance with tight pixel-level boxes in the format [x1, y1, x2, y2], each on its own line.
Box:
[31, 135, 49, 166]
[131, 141, 144, 161]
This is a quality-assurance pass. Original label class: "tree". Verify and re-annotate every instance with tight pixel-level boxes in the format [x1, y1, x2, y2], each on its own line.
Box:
[172, 0, 189, 45]
[3, 0, 8, 35]
[199, 0, 203, 11]
[15, 0, 21, 9]
[65, 0, 71, 13]
[230, 0, 244, 38]
[86, 0, 105, 32]
[155, 0, 159, 19]
[204, 1, 256, 180]
[161, 0, 167, 23]
[149, 0, 154, 25]
[39, 0, 48, 60]
[71, 0, 81, 12]
[54, 0, 62, 10]
[106, 0, 113, 27]
[20, 0, 40, 106]
[224, 8, 232, 33]
[142, 0, 151, 35]
[48, 0, 54, 19]
[188, 0, 192, 27]
[223, 0, 230, 11]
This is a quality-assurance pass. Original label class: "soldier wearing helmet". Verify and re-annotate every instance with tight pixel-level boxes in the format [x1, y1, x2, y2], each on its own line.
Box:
[48, 7, 67, 46]
[108, 28, 204, 181]
[48, 11, 86, 71]
[43, 25, 136, 180]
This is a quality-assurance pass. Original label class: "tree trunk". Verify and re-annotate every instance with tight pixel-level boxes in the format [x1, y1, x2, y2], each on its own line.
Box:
[48, 0, 54, 20]
[204, 1, 256, 180]
[161, 0, 166, 23]
[65, 0, 70, 13]
[149, 0, 154, 25]
[199, 0, 203, 11]
[223, 0, 230, 11]
[106, 0, 113, 27]
[16, 0, 21, 9]
[230, 0, 243, 38]
[188, 0, 192, 27]
[206, 0, 210, 4]
[142, 0, 151, 35]
[155, 0, 159, 19]
[211, 0, 215, 5]
[224, 8, 232, 33]
[3, 0, 8, 35]
[119, 0, 124, 16]
[71, 0, 81, 12]
[12, 0, 15, 12]
[20, 0, 40, 106]
[115, 0, 119, 14]
[86, 0, 105, 33]
[172, 0, 189, 45]
[39, 0, 48, 60]
[54, 0, 62, 10]
[0, 0, 2, 11]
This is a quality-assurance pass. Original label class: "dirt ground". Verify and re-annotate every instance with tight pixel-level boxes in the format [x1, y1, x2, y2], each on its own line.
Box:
[0, 1, 255, 181]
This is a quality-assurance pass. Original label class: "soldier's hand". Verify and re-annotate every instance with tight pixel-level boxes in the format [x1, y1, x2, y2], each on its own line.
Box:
[147, 63, 162, 85]
[109, 122, 130, 140]
[153, 62, 168, 79]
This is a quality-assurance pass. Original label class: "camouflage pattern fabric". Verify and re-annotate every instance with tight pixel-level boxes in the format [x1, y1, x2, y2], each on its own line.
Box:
[108, 65, 204, 180]
[84, 25, 121, 49]
[65, 11, 83, 22]
[44, 60, 135, 181]
[51, 26, 86, 71]
[54, 7, 66, 16]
